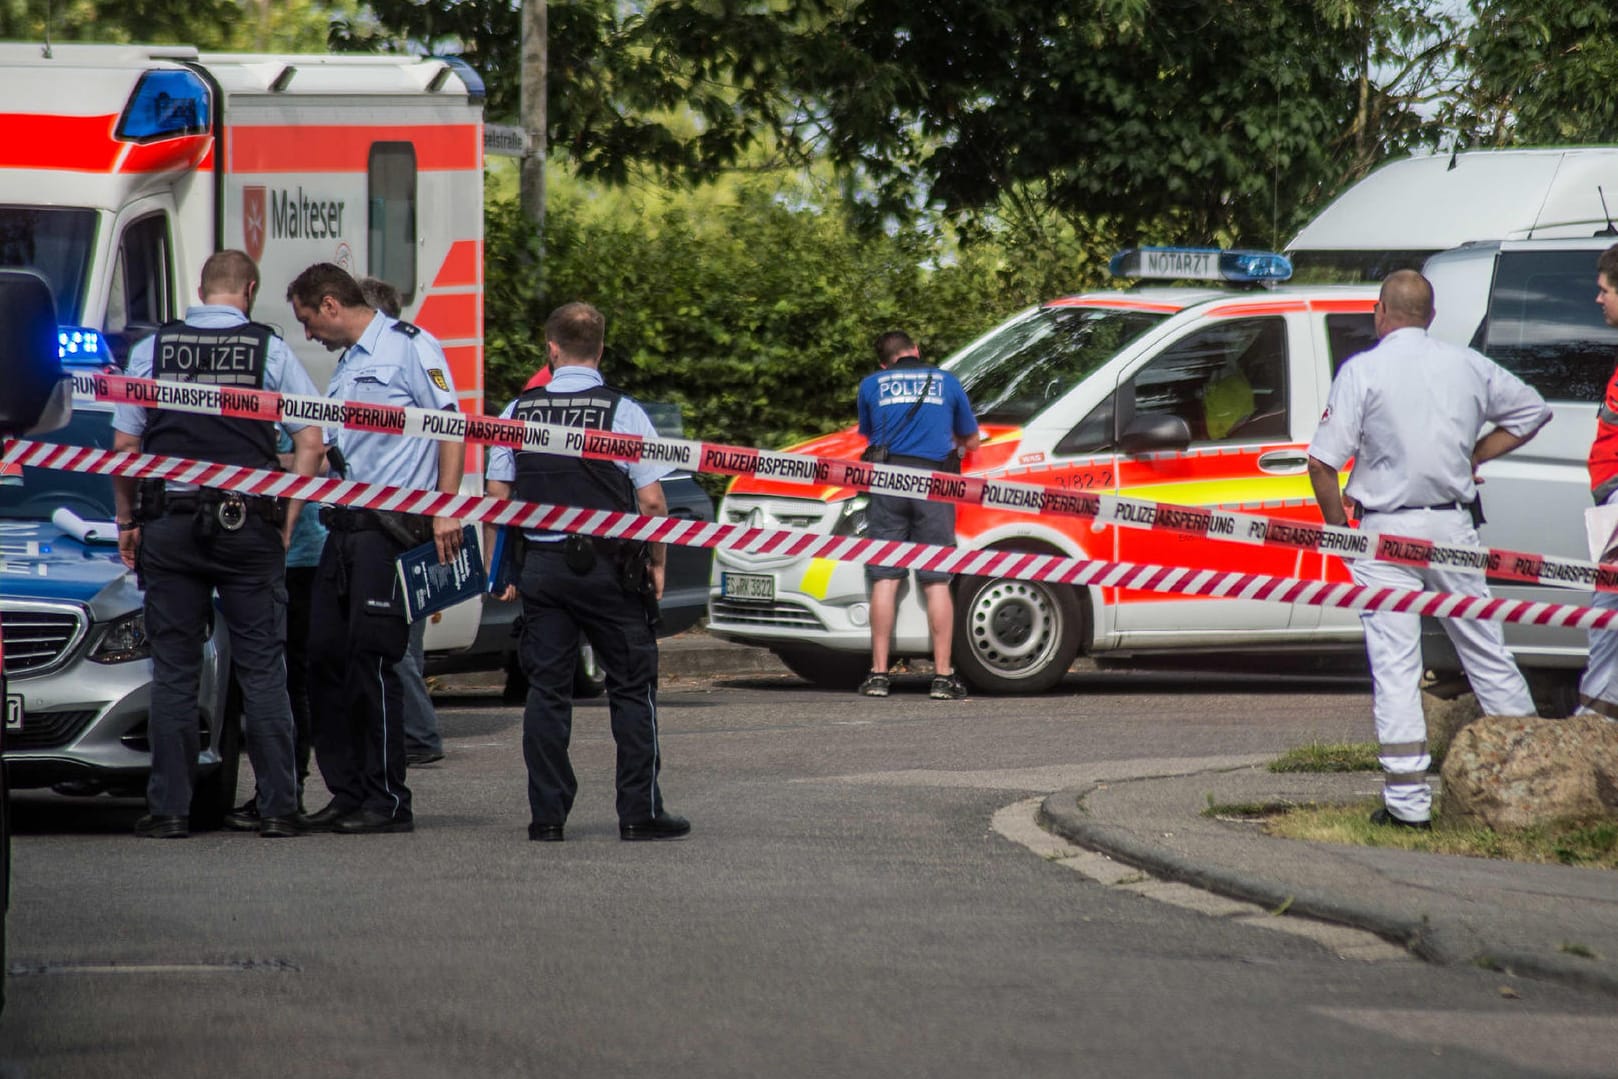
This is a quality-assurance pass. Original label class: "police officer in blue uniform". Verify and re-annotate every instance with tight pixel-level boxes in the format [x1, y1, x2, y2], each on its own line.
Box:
[111, 249, 325, 838]
[286, 263, 465, 834]
[486, 302, 688, 842]
[855, 331, 979, 700]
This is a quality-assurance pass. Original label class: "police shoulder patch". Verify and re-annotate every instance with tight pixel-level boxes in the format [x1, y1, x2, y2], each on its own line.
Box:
[390, 320, 422, 338]
[428, 367, 451, 392]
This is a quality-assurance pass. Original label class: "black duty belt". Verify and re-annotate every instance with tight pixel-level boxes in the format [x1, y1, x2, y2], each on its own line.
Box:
[321, 506, 433, 546]
[525, 534, 628, 556]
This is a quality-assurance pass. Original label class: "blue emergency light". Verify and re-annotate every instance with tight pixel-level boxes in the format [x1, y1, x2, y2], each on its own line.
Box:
[1109, 247, 1293, 284]
[116, 69, 211, 142]
[58, 326, 112, 366]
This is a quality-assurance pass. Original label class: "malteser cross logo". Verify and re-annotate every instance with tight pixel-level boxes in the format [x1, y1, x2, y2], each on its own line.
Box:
[243, 186, 266, 262]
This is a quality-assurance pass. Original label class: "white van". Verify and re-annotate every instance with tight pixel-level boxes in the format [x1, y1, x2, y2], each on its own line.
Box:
[1289, 148, 1618, 711]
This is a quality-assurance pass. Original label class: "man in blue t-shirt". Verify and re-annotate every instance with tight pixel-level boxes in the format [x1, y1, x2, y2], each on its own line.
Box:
[855, 331, 979, 700]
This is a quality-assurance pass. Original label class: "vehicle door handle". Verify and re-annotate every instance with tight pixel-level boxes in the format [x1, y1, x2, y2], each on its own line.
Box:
[1257, 451, 1309, 474]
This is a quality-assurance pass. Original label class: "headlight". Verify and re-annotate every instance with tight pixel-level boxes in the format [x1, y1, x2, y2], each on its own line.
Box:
[831, 495, 868, 538]
[89, 610, 150, 663]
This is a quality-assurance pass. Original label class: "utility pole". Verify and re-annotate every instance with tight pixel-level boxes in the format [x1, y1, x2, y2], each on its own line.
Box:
[519, 0, 546, 250]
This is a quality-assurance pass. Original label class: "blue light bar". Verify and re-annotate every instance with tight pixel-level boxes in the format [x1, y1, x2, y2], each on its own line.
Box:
[117, 69, 211, 142]
[1109, 247, 1292, 283]
[58, 326, 112, 366]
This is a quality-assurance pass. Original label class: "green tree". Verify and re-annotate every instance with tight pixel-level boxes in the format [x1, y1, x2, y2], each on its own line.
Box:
[0, 0, 351, 51]
[1452, 0, 1618, 145]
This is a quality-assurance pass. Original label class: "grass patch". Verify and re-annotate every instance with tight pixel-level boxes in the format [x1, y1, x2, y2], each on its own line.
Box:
[1268, 741, 1381, 773]
[1262, 799, 1618, 869]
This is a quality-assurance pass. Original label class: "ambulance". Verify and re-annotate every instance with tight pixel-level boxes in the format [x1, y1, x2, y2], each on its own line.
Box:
[706, 250, 1381, 693]
[0, 43, 486, 816]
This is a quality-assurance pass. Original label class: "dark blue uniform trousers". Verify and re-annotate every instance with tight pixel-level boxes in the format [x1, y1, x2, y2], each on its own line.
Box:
[518, 545, 664, 827]
[307, 527, 413, 821]
[139, 513, 297, 818]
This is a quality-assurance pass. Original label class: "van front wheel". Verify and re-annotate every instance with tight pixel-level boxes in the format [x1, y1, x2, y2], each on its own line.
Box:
[953, 576, 1082, 695]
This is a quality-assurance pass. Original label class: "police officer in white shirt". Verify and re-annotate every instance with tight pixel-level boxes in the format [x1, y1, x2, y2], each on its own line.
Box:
[1308, 269, 1550, 829]
[111, 249, 325, 839]
[285, 263, 465, 834]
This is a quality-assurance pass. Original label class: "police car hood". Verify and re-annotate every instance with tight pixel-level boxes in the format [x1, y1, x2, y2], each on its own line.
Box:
[0, 515, 141, 616]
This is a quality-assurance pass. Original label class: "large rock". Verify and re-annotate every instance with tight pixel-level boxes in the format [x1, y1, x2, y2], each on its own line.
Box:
[1441, 715, 1618, 831]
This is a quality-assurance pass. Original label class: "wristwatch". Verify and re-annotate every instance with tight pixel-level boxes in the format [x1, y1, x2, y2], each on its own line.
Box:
[116, 520, 139, 532]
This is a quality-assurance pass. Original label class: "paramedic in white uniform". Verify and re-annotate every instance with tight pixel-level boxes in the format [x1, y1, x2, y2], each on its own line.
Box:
[1307, 269, 1549, 829]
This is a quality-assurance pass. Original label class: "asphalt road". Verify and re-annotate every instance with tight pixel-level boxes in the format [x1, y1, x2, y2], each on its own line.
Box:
[3, 662, 1617, 1078]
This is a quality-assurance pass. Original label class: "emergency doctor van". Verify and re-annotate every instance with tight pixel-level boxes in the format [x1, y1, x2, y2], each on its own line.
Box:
[707, 251, 1380, 693]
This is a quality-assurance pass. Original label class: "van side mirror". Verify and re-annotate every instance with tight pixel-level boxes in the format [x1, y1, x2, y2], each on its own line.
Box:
[1119, 412, 1192, 455]
[0, 269, 71, 437]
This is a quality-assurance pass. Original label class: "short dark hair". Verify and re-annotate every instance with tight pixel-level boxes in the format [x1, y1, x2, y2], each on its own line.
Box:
[545, 302, 605, 361]
[358, 276, 402, 318]
[1599, 244, 1618, 289]
[200, 249, 258, 297]
[286, 263, 366, 310]
[874, 330, 917, 366]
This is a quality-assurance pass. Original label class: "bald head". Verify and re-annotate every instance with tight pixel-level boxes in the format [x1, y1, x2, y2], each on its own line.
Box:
[1376, 270, 1435, 335]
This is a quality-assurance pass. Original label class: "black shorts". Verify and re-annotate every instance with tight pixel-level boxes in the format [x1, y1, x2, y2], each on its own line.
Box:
[864, 493, 956, 585]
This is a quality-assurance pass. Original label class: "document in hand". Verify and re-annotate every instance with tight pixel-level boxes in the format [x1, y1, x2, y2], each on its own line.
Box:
[395, 524, 486, 622]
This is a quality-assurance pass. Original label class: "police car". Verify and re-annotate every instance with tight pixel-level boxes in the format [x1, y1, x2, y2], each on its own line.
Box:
[707, 249, 1381, 693]
[1, 332, 241, 826]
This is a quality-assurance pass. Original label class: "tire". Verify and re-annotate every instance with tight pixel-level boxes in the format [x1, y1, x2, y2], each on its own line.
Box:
[953, 574, 1083, 695]
[574, 643, 606, 699]
[774, 647, 871, 691]
[190, 678, 243, 831]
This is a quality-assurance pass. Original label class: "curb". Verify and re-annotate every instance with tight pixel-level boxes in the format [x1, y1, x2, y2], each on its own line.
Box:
[1037, 785, 1618, 999]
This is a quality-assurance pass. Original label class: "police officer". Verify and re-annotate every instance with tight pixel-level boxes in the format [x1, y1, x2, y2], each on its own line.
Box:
[1575, 243, 1618, 719]
[286, 263, 465, 834]
[111, 249, 325, 839]
[1307, 269, 1550, 829]
[485, 301, 687, 842]
[855, 330, 979, 700]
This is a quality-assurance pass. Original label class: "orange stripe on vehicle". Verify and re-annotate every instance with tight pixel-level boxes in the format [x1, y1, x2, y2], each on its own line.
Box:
[415, 291, 481, 345]
[1206, 300, 1308, 317]
[1046, 296, 1185, 313]
[431, 240, 482, 287]
[443, 345, 483, 396]
[117, 134, 212, 175]
[0, 113, 121, 170]
[227, 124, 482, 173]
[1309, 298, 1377, 313]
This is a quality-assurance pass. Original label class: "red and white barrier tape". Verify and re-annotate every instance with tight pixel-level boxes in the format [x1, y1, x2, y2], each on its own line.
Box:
[67, 371, 1618, 593]
[8, 437, 1618, 633]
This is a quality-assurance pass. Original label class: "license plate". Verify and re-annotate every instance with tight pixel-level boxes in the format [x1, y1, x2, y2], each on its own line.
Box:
[5, 694, 20, 733]
[721, 572, 774, 603]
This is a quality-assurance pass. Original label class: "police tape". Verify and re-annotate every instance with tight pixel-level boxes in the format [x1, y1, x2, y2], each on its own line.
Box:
[66, 370, 1618, 594]
[7, 436, 1618, 634]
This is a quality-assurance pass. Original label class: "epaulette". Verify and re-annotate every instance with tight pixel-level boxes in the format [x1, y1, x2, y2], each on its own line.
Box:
[390, 320, 422, 338]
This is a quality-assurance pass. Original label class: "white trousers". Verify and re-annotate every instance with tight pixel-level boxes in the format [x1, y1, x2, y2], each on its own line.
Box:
[1353, 507, 1535, 822]
[1579, 494, 1618, 719]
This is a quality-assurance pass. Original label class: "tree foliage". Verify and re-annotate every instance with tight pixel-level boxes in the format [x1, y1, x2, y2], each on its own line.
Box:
[1453, 1, 1618, 145]
[0, 0, 347, 51]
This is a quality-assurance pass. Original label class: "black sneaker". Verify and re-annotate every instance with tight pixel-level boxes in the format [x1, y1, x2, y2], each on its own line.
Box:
[858, 672, 891, 697]
[1369, 807, 1432, 831]
[929, 673, 968, 700]
[222, 798, 261, 832]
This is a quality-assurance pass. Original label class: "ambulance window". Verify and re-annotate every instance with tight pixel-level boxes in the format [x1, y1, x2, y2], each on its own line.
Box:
[106, 213, 173, 365]
[1128, 318, 1289, 443]
[0, 206, 96, 322]
[369, 143, 417, 305]
[1326, 313, 1377, 373]
[1055, 393, 1115, 456]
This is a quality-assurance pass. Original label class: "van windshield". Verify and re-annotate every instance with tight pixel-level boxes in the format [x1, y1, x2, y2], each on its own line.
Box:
[944, 305, 1169, 425]
[0, 206, 96, 324]
[1483, 249, 1618, 402]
